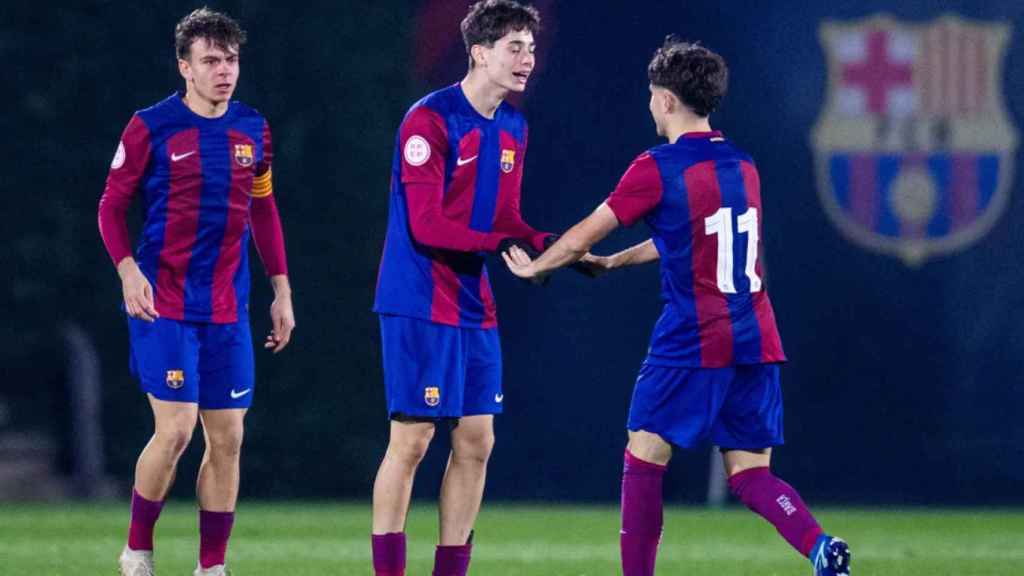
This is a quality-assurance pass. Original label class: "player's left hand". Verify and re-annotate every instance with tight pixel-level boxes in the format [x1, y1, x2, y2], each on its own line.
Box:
[266, 293, 295, 353]
[502, 244, 544, 284]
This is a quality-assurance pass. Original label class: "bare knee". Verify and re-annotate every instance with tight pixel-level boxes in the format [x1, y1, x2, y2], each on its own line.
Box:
[387, 422, 435, 468]
[451, 428, 494, 465]
[205, 424, 245, 461]
[722, 448, 771, 478]
[626, 430, 672, 466]
[153, 415, 196, 459]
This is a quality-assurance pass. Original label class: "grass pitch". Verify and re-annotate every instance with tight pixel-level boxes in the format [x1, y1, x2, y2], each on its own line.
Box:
[2, 502, 1022, 575]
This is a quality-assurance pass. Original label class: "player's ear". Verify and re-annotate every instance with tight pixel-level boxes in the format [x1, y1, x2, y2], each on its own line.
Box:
[662, 90, 679, 115]
[178, 58, 192, 82]
[470, 44, 487, 68]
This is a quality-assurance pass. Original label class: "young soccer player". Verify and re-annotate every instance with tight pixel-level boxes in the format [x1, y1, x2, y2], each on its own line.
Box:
[98, 8, 294, 576]
[371, 2, 552, 575]
[502, 37, 852, 576]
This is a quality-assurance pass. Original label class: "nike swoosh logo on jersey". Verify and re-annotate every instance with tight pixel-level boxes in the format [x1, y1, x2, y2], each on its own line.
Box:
[171, 151, 196, 162]
[456, 155, 478, 166]
[230, 388, 252, 399]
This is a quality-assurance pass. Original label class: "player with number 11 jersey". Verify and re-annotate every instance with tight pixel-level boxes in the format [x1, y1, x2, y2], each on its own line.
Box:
[501, 37, 850, 576]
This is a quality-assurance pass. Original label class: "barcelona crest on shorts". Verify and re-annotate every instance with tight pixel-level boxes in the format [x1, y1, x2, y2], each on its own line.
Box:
[500, 149, 515, 173]
[424, 386, 440, 407]
[234, 144, 254, 168]
[811, 14, 1016, 265]
[166, 369, 185, 389]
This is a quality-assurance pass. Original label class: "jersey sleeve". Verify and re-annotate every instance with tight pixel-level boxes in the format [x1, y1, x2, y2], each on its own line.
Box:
[98, 114, 151, 266]
[249, 119, 288, 276]
[491, 124, 551, 251]
[400, 106, 447, 185]
[400, 106, 506, 252]
[605, 152, 663, 227]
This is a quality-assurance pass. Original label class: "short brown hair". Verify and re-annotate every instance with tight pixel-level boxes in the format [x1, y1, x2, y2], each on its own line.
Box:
[175, 7, 247, 60]
[647, 37, 728, 118]
[461, 0, 541, 57]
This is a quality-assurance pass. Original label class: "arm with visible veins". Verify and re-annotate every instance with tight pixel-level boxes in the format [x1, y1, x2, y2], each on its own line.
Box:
[503, 152, 663, 281]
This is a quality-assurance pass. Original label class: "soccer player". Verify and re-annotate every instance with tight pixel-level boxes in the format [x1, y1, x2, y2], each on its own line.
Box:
[371, 2, 551, 575]
[502, 38, 852, 576]
[98, 8, 293, 576]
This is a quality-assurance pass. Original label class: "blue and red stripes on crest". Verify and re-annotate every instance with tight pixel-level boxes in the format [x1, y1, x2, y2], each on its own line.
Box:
[829, 153, 998, 238]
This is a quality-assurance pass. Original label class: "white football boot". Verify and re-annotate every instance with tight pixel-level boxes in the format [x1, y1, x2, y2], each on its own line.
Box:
[193, 564, 229, 576]
[118, 546, 155, 576]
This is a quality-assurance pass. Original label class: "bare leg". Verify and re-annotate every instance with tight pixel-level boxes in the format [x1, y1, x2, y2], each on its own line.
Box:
[372, 420, 436, 534]
[438, 415, 494, 545]
[134, 395, 198, 500]
[194, 408, 247, 570]
[196, 408, 247, 511]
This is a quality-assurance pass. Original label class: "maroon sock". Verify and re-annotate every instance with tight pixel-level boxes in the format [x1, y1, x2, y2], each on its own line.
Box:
[432, 542, 472, 576]
[127, 488, 165, 551]
[372, 532, 407, 576]
[728, 467, 823, 557]
[620, 449, 667, 576]
[198, 510, 235, 568]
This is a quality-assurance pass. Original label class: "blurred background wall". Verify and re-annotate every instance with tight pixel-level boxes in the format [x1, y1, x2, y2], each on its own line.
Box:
[2, 0, 1022, 504]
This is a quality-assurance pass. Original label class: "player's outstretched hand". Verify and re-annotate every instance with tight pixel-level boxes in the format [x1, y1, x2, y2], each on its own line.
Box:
[497, 237, 539, 259]
[266, 294, 295, 353]
[502, 245, 544, 284]
[118, 258, 159, 322]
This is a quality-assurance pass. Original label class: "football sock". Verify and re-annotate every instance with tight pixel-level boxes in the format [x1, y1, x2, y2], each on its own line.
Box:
[620, 449, 667, 576]
[198, 510, 235, 568]
[728, 466, 823, 557]
[372, 532, 407, 576]
[127, 488, 164, 551]
[432, 542, 472, 576]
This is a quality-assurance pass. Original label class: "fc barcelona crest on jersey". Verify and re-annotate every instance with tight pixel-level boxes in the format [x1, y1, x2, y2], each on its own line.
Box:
[166, 370, 185, 390]
[234, 144, 254, 167]
[500, 149, 515, 173]
[424, 386, 440, 407]
[811, 14, 1016, 265]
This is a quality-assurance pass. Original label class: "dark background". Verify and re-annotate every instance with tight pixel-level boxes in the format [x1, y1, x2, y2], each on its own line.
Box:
[3, 0, 1023, 504]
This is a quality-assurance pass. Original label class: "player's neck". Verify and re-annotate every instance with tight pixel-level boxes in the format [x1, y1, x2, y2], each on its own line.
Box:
[460, 74, 506, 119]
[183, 90, 229, 119]
[664, 116, 712, 143]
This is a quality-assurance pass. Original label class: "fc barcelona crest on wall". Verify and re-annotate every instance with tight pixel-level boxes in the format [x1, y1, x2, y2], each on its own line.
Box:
[811, 14, 1016, 265]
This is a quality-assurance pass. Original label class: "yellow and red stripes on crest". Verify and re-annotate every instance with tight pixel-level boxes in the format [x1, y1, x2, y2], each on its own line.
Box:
[251, 168, 273, 198]
[917, 23, 988, 117]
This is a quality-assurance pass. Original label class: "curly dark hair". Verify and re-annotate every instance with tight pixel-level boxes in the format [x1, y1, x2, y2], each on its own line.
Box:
[175, 7, 247, 60]
[461, 0, 541, 62]
[647, 36, 728, 118]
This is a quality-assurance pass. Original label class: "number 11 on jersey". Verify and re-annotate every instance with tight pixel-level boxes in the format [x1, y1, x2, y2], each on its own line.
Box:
[704, 207, 762, 294]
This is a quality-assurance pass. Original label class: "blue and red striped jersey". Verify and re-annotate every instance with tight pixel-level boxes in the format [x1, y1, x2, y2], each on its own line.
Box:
[606, 131, 786, 367]
[99, 93, 279, 324]
[374, 84, 548, 328]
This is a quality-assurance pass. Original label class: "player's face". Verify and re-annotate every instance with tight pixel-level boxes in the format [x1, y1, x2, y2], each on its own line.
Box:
[179, 38, 240, 106]
[478, 29, 536, 92]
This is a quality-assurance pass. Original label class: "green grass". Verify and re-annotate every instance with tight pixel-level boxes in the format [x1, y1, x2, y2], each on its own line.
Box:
[2, 502, 1023, 575]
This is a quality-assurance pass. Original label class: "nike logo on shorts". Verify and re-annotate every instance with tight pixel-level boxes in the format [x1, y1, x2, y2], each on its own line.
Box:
[494, 393, 504, 403]
[230, 388, 252, 399]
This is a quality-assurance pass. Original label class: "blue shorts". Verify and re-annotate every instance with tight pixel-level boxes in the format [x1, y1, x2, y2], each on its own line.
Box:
[379, 314, 503, 420]
[627, 363, 784, 450]
[128, 317, 255, 410]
